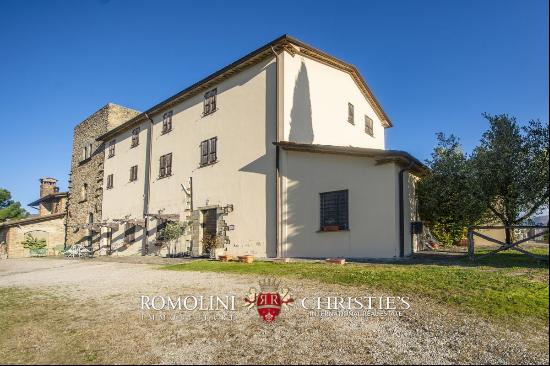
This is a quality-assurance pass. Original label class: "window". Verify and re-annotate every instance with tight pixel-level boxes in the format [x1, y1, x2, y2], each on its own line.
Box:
[200, 137, 217, 166]
[159, 153, 172, 178]
[365, 115, 374, 137]
[130, 165, 138, 182]
[162, 111, 173, 134]
[131, 127, 140, 147]
[80, 183, 88, 201]
[106, 174, 114, 189]
[108, 140, 116, 158]
[81, 143, 93, 161]
[87, 213, 94, 248]
[347, 103, 354, 124]
[320, 190, 349, 231]
[203, 88, 217, 116]
[124, 224, 136, 243]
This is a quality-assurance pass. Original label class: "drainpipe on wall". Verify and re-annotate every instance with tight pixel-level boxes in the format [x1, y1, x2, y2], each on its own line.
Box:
[271, 45, 282, 258]
[398, 161, 415, 258]
[142, 113, 154, 256]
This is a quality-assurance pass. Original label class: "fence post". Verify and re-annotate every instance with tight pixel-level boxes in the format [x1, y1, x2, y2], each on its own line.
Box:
[467, 227, 474, 261]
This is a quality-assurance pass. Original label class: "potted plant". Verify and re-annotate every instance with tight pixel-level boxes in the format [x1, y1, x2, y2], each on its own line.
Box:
[238, 255, 255, 263]
[22, 234, 47, 257]
[322, 225, 340, 232]
[218, 254, 233, 262]
[202, 234, 221, 259]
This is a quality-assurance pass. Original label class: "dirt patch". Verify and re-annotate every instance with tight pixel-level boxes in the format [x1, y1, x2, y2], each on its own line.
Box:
[0, 258, 548, 364]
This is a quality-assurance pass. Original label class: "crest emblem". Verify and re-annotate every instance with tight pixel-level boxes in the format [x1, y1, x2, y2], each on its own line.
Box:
[243, 278, 294, 323]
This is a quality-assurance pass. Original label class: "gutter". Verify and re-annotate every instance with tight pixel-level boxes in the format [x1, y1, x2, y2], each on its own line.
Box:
[398, 161, 415, 257]
[270, 46, 281, 259]
[142, 113, 154, 255]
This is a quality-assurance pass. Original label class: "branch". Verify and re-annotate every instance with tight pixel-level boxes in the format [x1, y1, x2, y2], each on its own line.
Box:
[514, 193, 550, 224]
[488, 204, 508, 224]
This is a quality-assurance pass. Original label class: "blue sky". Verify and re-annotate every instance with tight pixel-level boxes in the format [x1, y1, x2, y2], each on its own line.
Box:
[0, 0, 548, 211]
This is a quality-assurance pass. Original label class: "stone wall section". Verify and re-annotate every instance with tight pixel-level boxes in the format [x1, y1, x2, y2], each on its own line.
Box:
[65, 103, 139, 246]
[1, 216, 65, 258]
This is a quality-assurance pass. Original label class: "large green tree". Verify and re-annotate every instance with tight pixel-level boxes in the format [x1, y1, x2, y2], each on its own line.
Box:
[471, 114, 549, 243]
[417, 134, 486, 246]
[419, 114, 549, 246]
[0, 188, 29, 222]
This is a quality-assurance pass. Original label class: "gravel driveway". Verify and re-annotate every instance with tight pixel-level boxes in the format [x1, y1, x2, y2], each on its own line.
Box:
[0, 258, 547, 365]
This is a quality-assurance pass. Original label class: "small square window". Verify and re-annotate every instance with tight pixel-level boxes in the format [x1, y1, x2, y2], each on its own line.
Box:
[159, 153, 172, 178]
[365, 115, 374, 137]
[203, 88, 217, 116]
[108, 140, 116, 158]
[81, 183, 88, 201]
[130, 165, 138, 182]
[106, 174, 114, 189]
[81, 143, 93, 161]
[162, 111, 173, 134]
[200, 137, 217, 166]
[131, 127, 140, 147]
[347, 103, 354, 125]
[320, 190, 349, 231]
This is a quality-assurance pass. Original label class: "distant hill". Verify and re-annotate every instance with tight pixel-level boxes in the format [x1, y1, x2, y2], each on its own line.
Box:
[530, 215, 549, 226]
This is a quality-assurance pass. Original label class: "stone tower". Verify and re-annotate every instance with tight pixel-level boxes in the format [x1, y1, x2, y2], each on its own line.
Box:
[65, 103, 140, 246]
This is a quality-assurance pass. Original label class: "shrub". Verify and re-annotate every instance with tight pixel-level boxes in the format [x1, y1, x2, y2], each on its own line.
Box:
[21, 235, 46, 250]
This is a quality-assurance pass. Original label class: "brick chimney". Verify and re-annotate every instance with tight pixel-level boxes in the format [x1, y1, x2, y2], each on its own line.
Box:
[40, 177, 58, 197]
[39, 177, 58, 216]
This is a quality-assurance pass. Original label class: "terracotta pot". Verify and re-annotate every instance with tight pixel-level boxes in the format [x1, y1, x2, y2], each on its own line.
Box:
[274, 258, 292, 264]
[238, 255, 254, 263]
[218, 255, 233, 262]
[322, 225, 340, 232]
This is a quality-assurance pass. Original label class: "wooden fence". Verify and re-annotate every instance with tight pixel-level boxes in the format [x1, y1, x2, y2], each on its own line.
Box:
[467, 225, 549, 261]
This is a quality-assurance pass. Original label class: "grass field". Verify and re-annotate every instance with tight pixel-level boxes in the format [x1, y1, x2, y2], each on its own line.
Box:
[163, 248, 549, 329]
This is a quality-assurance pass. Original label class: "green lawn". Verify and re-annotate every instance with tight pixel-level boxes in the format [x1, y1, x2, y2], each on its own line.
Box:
[162, 248, 549, 329]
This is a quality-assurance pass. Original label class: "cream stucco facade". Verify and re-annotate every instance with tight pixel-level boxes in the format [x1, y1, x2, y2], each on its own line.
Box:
[93, 35, 423, 259]
[283, 52, 386, 149]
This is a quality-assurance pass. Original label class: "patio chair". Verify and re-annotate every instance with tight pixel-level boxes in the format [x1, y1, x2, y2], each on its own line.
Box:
[64, 244, 80, 258]
[79, 246, 92, 258]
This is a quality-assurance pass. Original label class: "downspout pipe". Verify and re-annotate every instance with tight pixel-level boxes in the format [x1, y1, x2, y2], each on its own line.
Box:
[398, 161, 415, 257]
[270, 45, 281, 258]
[142, 113, 154, 256]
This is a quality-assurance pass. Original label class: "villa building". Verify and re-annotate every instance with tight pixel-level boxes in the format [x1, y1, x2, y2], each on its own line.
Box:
[67, 35, 424, 259]
[0, 178, 67, 258]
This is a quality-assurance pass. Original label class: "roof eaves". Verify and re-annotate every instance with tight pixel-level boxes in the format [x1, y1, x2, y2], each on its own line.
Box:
[27, 192, 68, 207]
[96, 35, 290, 142]
[0, 212, 66, 228]
[96, 34, 392, 141]
[274, 141, 426, 174]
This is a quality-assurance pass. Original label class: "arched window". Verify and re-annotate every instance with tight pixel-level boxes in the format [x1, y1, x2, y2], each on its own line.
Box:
[81, 183, 88, 201]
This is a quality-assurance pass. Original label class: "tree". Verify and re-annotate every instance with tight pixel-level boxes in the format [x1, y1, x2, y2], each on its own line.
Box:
[471, 114, 549, 243]
[417, 134, 486, 246]
[0, 188, 28, 222]
[156, 221, 187, 256]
